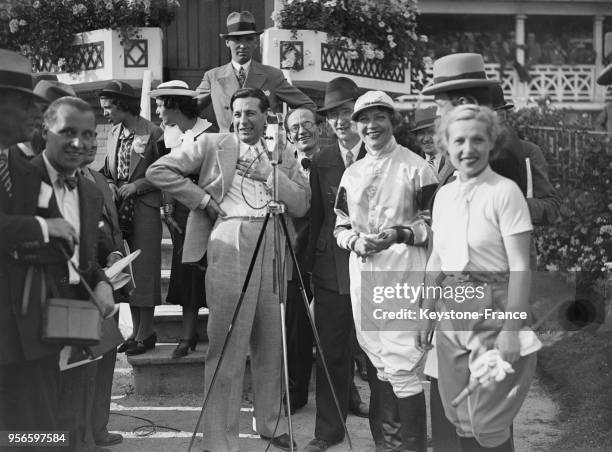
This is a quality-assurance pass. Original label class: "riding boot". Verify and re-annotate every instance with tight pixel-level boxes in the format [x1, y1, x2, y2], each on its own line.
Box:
[378, 379, 403, 452]
[397, 391, 427, 452]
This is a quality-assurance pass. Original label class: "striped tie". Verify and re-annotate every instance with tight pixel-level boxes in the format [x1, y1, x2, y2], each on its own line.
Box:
[237, 66, 246, 87]
[345, 150, 354, 167]
[0, 151, 12, 198]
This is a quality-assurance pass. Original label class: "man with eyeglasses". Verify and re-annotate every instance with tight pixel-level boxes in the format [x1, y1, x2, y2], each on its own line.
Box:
[284, 107, 320, 414]
[195, 11, 316, 132]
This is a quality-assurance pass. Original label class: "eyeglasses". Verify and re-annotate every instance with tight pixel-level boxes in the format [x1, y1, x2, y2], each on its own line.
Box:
[288, 121, 317, 135]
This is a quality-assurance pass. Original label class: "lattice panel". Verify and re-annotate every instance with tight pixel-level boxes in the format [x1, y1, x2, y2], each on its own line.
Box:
[72, 41, 105, 71]
[528, 65, 594, 103]
[124, 39, 148, 68]
[320, 44, 405, 83]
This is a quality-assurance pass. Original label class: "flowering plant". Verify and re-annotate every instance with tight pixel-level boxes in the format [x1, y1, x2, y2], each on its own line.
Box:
[509, 105, 612, 289]
[275, 0, 426, 71]
[0, 0, 179, 73]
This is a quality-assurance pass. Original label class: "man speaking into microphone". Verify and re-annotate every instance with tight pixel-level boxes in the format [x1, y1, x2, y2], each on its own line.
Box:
[147, 88, 310, 452]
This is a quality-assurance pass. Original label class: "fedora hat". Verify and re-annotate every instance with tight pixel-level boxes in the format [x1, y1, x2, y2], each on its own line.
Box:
[489, 84, 514, 111]
[351, 90, 395, 121]
[0, 49, 46, 102]
[597, 62, 612, 86]
[410, 106, 438, 133]
[421, 53, 498, 95]
[33, 80, 77, 104]
[149, 80, 197, 98]
[99, 80, 139, 99]
[220, 11, 262, 38]
[317, 77, 360, 113]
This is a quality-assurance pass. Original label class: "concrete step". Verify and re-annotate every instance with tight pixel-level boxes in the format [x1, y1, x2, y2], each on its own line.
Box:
[154, 304, 209, 343]
[126, 344, 208, 395]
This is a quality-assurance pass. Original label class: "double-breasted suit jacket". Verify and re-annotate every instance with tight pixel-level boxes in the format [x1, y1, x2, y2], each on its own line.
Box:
[196, 60, 316, 132]
[100, 117, 163, 306]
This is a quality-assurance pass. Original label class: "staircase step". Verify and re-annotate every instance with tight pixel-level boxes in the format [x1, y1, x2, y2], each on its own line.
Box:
[126, 344, 255, 396]
[127, 344, 207, 395]
[154, 304, 209, 343]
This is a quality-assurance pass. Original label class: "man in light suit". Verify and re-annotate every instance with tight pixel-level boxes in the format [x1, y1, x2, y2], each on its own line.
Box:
[196, 10, 316, 132]
[147, 88, 310, 452]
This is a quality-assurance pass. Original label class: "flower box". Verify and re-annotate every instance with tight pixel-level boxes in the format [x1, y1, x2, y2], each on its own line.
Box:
[261, 28, 412, 94]
[56, 27, 163, 84]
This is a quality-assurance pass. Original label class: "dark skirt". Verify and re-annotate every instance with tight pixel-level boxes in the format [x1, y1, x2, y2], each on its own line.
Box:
[166, 202, 206, 308]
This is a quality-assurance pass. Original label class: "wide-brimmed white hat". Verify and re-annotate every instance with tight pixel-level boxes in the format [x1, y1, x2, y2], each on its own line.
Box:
[597, 62, 612, 86]
[149, 80, 197, 98]
[421, 53, 498, 95]
[351, 90, 395, 120]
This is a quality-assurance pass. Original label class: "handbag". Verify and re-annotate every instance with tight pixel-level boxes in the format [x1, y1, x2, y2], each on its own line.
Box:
[22, 253, 106, 346]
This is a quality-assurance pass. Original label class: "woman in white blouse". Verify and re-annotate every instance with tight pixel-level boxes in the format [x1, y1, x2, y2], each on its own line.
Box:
[422, 104, 536, 452]
[334, 91, 437, 452]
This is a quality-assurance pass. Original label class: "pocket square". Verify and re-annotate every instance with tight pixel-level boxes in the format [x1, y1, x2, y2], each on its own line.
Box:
[37, 181, 53, 208]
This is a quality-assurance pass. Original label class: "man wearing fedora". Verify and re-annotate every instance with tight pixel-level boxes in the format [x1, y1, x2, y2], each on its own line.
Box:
[99, 81, 163, 356]
[409, 106, 453, 184]
[304, 77, 382, 452]
[9, 80, 76, 160]
[0, 48, 87, 438]
[196, 10, 316, 132]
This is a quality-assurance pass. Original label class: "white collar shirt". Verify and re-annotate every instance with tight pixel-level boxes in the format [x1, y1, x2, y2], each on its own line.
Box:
[42, 151, 81, 284]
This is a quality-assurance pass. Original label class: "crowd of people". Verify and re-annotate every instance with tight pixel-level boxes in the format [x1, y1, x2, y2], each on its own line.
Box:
[425, 30, 597, 67]
[5, 8, 612, 452]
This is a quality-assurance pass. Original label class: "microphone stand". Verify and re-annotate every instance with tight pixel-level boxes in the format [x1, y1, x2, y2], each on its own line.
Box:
[187, 120, 352, 452]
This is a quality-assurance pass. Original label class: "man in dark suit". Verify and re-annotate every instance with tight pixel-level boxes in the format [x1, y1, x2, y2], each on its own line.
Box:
[30, 96, 115, 452]
[304, 77, 378, 452]
[81, 141, 125, 448]
[196, 10, 316, 132]
[0, 49, 83, 439]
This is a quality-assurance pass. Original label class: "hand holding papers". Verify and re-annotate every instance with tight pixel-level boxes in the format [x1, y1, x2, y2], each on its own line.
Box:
[104, 249, 141, 290]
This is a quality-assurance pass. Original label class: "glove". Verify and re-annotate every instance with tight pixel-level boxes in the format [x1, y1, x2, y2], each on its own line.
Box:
[469, 349, 515, 387]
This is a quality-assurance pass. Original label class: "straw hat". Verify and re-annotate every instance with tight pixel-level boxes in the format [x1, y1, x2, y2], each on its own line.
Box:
[421, 53, 498, 95]
[149, 80, 197, 98]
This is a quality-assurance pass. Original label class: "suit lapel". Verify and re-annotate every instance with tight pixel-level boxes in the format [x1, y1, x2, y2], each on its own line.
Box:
[30, 154, 61, 217]
[356, 142, 367, 161]
[318, 143, 343, 168]
[77, 175, 102, 269]
[106, 125, 120, 180]
[128, 118, 150, 180]
[6, 150, 38, 215]
[218, 63, 241, 95]
[215, 134, 240, 197]
[247, 61, 266, 89]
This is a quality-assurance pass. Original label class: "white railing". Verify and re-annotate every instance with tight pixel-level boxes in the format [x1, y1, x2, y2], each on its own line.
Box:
[410, 63, 612, 104]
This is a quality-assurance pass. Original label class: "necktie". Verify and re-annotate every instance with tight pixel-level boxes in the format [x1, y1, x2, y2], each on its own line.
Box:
[427, 154, 436, 168]
[0, 151, 12, 198]
[345, 150, 354, 168]
[57, 173, 78, 190]
[237, 66, 246, 87]
[300, 157, 311, 170]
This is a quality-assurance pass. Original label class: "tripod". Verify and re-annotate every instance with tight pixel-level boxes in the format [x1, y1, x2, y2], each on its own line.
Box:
[187, 146, 352, 452]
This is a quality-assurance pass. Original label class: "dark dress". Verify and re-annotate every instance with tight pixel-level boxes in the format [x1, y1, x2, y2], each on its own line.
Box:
[161, 120, 216, 308]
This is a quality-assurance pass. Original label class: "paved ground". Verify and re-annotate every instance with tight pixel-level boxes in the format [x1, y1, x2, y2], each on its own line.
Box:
[107, 341, 561, 452]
